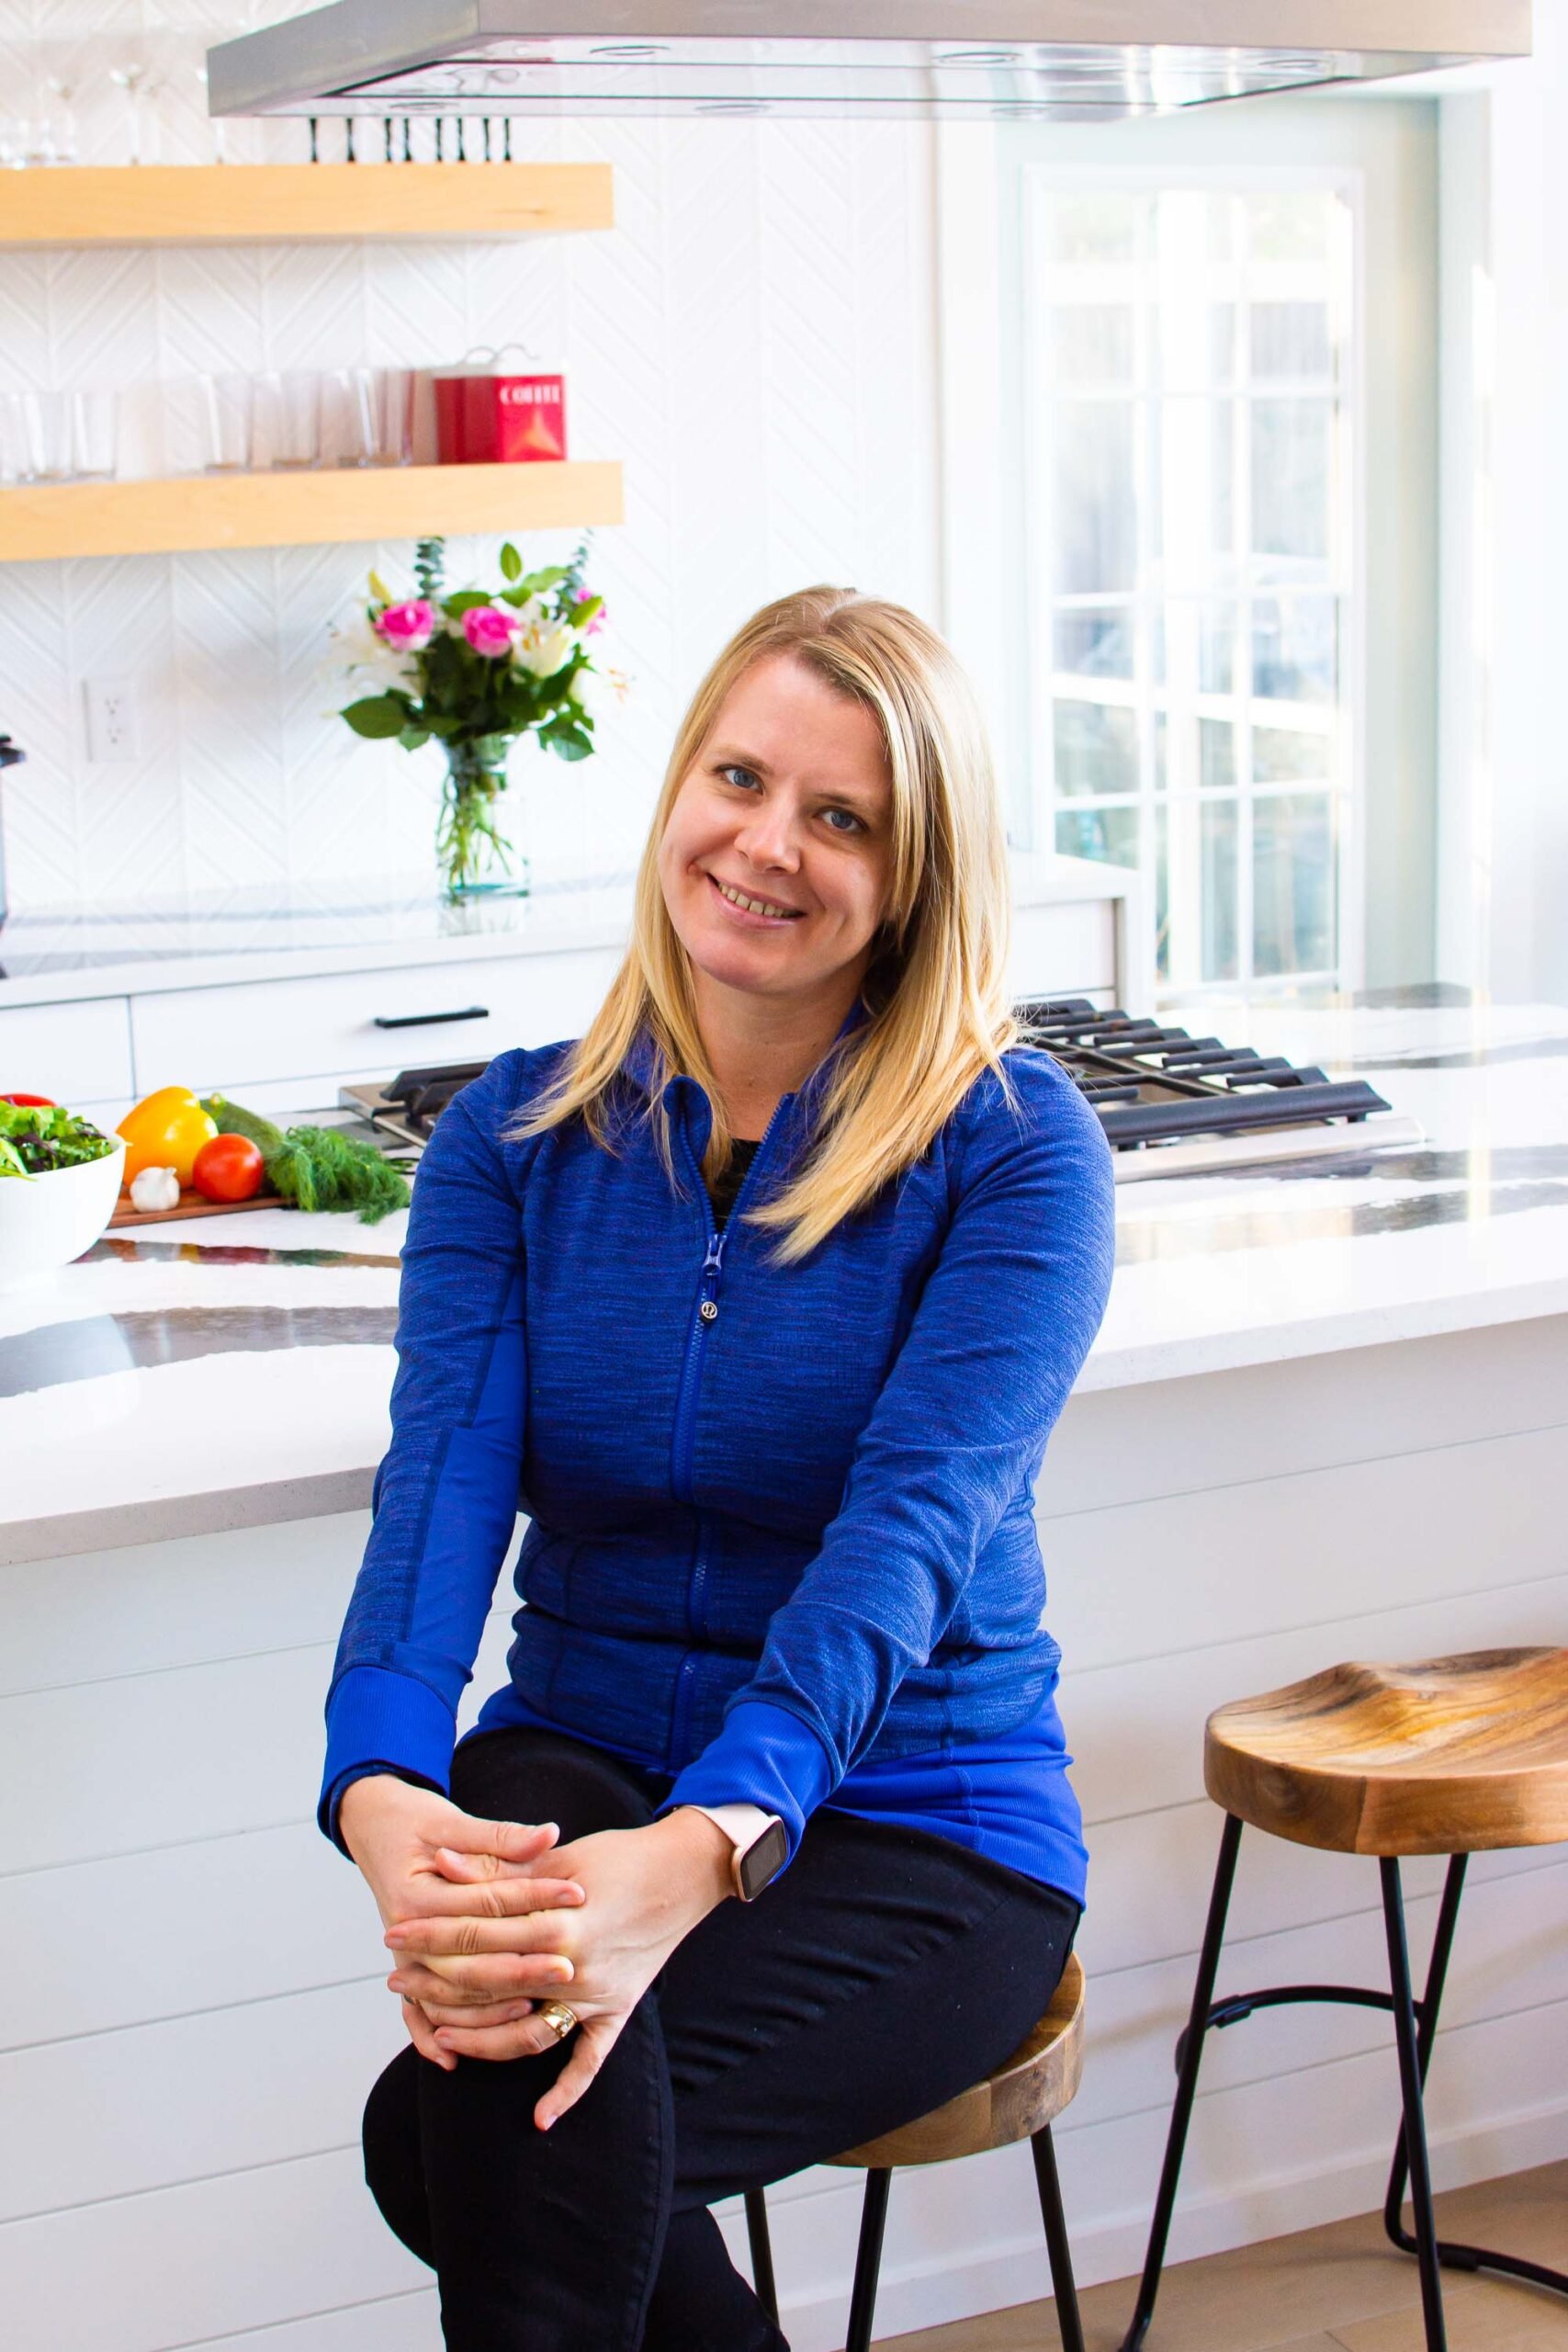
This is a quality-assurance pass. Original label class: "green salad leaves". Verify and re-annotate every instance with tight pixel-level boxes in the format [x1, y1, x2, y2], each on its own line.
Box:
[0, 1102, 117, 1181]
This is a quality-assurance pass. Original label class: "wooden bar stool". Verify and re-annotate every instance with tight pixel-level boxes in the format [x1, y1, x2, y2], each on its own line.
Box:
[1120, 1646, 1568, 2352]
[743, 1951, 1088, 2352]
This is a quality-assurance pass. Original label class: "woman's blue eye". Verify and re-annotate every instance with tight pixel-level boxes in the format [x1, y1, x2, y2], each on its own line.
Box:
[717, 766, 863, 835]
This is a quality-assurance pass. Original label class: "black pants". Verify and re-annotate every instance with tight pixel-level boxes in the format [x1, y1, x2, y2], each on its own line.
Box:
[362, 1727, 1079, 2351]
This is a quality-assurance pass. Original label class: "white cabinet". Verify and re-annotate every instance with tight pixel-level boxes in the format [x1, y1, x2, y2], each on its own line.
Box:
[0, 996, 132, 1107]
[130, 945, 624, 1096]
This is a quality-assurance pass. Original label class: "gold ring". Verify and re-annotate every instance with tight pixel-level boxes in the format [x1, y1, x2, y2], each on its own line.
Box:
[537, 1999, 579, 2041]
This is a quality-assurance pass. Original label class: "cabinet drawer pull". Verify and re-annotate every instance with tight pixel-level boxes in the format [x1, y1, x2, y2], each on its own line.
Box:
[373, 1005, 490, 1030]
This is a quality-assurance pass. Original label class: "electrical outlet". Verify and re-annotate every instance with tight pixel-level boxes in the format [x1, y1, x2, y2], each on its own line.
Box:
[84, 677, 138, 764]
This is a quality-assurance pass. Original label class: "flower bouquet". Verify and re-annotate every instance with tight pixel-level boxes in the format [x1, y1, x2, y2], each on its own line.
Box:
[333, 536, 620, 899]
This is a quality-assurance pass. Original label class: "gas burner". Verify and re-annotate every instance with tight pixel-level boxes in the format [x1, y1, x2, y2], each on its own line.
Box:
[1018, 1000, 1420, 1178]
[340, 1058, 491, 1150]
[339, 1005, 1420, 1181]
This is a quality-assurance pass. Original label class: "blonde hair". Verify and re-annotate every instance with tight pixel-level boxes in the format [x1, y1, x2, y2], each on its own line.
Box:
[507, 585, 1019, 1263]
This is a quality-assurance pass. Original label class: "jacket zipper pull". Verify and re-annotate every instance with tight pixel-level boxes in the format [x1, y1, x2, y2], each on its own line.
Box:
[699, 1229, 725, 1321]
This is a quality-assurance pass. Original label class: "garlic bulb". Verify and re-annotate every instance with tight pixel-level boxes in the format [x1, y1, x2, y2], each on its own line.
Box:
[130, 1165, 181, 1213]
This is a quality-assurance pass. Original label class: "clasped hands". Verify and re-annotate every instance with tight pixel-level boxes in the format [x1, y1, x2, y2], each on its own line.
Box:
[337, 1775, 734, 2131]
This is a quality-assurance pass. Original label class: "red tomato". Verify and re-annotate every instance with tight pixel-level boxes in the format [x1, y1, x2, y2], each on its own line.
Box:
[191, 1133, 266, 1203]
[0, 1091, 54, 1106]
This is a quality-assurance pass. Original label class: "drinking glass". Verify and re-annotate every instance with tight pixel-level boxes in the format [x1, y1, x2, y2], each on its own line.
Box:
[197, 371, 254, 472]
[254, 369, 321, 469]
[17, 390, 74, 481]
[0, 118, 57, 167]
[0, 391, 32, 482]
[70, 389, 118, 480]
[343, 366, 415, 466]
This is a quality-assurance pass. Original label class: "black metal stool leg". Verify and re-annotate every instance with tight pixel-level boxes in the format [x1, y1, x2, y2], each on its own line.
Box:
[1032, 2126, 1087, 2352]
[1381, 1854, 1568, 2301]
[1381, 1858, 1449, 2352]
[1383, 1853, 1465, 2262]
[843, 2168, 893, 2352]
[743, 2188, 779, 2327]
[1118, 1812, 1245, 2351]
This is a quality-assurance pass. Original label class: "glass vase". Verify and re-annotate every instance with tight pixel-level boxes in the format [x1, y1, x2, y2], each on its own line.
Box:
[436, 734, 530, 901]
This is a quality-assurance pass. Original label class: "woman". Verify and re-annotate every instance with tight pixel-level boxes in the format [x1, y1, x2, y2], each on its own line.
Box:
[328, 586, 1116, 2349]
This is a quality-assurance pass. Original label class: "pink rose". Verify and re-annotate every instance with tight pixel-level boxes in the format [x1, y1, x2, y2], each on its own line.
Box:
[462, 605, 520, 659]
[376, 599, 434, 651]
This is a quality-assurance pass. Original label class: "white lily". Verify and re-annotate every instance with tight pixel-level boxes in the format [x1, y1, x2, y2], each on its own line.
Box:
[514, 621, 577, 679]
[327, 613, 418, 693]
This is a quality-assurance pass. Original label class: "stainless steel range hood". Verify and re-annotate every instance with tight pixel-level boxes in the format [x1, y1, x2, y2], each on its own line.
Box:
[208, 3, 1530, 126]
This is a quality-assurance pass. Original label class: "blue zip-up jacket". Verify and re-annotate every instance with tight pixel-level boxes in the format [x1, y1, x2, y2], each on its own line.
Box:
[321, 1015, 1116, 1869]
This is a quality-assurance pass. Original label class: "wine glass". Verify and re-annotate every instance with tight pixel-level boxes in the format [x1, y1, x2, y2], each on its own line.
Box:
[40, 54, 83, 165]
[107, 54, 155, 165]
[185, 60, 230, 164]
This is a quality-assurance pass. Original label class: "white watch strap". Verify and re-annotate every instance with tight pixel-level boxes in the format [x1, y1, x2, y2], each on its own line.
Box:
[683, 1801, 773, 1854]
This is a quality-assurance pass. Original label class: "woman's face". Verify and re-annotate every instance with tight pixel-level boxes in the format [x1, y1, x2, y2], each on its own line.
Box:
[658, 652, 896, 1015]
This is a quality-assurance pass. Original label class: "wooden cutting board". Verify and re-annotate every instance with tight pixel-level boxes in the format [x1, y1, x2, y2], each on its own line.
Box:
[108, 1186, 290, 1227]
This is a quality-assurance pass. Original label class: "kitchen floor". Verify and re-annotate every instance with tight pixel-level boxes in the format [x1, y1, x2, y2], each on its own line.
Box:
[878, 2158, 1568, 2350]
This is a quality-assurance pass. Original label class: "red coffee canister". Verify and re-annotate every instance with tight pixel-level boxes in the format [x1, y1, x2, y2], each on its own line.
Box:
[434, 346, 568, 465]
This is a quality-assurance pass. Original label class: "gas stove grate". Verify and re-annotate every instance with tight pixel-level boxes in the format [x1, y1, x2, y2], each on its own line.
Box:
[1018, 998, 1393, 1153]
[340, 1002, 1413, 1176]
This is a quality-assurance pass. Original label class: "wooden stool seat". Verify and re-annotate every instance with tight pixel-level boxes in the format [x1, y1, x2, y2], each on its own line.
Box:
[1204, 1645, 1568, 1857]
[829, 1952, 1086, 2170]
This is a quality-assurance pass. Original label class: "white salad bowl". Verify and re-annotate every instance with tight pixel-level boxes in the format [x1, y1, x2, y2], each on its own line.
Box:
[0, 1136, 126, 1293]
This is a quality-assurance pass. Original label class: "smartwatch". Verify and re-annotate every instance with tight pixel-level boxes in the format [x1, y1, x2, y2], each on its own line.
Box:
[684, 1803, 790, 1901]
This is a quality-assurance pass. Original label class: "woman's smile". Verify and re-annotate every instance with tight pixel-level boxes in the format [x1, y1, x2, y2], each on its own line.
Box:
[659, 650, 894, 1014]
[705, 870, 806, 926]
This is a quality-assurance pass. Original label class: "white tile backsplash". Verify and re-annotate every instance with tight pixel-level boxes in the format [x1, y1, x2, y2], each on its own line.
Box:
[0, 8, 939, 910]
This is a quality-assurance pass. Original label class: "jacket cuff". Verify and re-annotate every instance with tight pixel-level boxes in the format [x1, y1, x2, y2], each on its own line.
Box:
[664, 1700, 836, 1860]
[319, 1664, 457, 1849]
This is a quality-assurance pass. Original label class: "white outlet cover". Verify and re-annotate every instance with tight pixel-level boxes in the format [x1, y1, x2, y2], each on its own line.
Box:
[84, 677, 139, 764]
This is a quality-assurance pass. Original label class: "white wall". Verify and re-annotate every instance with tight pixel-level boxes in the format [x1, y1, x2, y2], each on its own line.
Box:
[0, 3, 938, 909]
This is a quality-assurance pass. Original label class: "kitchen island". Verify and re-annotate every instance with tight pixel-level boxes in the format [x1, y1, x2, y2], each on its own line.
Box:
[3, 993, 1565, 2352]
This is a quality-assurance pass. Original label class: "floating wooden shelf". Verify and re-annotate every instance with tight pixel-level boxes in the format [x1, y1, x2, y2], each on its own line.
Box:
[0, 461, 625, 562]
[0, 163, 614, 248]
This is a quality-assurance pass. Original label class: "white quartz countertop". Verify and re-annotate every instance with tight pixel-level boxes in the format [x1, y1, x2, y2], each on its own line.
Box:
[3, 993, 1565, 1565]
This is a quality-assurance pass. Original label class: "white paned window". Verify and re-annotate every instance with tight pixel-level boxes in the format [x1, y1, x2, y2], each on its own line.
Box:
[1024, 182, 1355, 992]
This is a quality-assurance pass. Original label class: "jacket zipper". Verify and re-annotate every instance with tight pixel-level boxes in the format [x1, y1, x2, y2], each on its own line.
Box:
[666, 1090, 790, 1766]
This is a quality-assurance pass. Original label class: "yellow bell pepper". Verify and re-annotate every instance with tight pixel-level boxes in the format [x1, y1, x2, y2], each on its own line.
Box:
[117, 1086, 219, 1187]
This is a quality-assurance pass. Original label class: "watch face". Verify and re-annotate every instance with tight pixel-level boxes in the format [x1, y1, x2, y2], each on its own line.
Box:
[739, 1817, 790, 1901]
